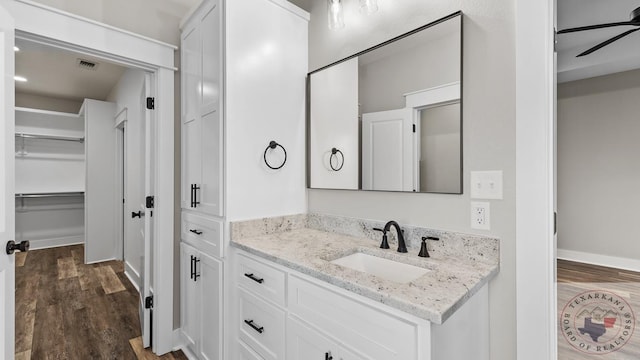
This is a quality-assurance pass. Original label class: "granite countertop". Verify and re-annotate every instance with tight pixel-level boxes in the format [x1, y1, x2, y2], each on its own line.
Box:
[231, 227, 499, 324]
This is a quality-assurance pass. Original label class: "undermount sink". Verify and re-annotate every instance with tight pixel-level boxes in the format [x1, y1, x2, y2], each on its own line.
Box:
[330, 252, 431, 284]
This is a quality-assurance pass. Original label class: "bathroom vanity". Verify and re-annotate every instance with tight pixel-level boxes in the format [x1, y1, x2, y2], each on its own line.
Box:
[229, 214, 499, 360]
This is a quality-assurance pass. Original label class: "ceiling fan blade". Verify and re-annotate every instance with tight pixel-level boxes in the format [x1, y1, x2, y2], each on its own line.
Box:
[558, 21, 636, 34]
[577, 28, 640, 57]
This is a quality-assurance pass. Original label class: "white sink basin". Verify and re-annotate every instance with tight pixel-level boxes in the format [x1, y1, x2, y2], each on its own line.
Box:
[331, 252, 430, 284]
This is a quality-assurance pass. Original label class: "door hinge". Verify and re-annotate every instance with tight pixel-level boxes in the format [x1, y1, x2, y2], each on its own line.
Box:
[145, 296, 153, 309]
[412, 124, 416, 133]
[146, 97, 155, 110]
[146, 196, 155, 209]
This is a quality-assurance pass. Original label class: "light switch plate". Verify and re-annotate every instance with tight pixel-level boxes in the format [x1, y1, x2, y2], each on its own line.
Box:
[471, 201, 490, 230]
[470, 171, 503, 199]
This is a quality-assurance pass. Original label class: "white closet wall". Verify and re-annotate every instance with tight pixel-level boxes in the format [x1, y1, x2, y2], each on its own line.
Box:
[15, 107, 85, 249]
[106, 68, 146, 288]
[83, 99, 118, 264]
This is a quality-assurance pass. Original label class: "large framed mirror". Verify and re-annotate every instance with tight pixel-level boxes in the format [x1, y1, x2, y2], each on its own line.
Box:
[308, 12, 462, 194]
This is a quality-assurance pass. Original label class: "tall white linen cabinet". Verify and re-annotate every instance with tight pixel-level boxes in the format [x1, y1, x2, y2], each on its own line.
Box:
[179, 0, 309, 358]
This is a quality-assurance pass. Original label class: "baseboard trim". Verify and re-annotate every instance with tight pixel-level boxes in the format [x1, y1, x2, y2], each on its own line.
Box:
[557, 249, 640, 273]
[27, 235, 84, 250]
[174, 330, 197, 360]
[125, 261, 141, 293]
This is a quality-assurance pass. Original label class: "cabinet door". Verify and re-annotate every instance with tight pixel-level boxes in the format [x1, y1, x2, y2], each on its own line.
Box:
[181, 21, 203, 210]
[198, 108, 223, 217]
[287, 317, 337, 360]
[201, 1, 221, 114]
[180, 243, 199, 352]
[197, 252, 223, 360]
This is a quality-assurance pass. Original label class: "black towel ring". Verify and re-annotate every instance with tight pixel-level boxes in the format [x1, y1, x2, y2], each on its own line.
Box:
[264, 141, 287, 170]
[330, 148, 344, 171]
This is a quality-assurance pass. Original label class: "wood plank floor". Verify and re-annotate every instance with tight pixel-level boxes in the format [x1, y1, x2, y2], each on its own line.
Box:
[557, 260, 640, 359]
[15, 245, 187, 360]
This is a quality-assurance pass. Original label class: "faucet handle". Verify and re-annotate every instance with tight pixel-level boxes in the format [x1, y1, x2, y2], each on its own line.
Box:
[373, 228, 390, 249]
[418, 236, 440, 258]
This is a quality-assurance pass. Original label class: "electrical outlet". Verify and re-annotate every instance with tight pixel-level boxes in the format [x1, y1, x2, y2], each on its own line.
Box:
[471, 202, 490, 230]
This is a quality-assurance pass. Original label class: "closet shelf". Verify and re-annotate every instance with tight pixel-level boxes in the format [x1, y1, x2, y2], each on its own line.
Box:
[15, 192, 85, 198]
[15, 133, 85, 143]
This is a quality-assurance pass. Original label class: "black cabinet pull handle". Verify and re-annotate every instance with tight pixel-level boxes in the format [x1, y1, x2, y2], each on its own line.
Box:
[190, 255, 195, 279]
[325, 352, 333, 360]
[244, 319, 264, 334]
[244, 273, 264, 284]
[189, 229, 203, 235]
[193, 257, 200, 281]
[190, 184, 201, 208]
[190, 184, 194, 207]
[131, 211, 143, 218]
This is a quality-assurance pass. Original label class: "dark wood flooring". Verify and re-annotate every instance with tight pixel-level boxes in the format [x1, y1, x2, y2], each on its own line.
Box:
[15, 245, 187, 360]
[558, 259, 640, 283]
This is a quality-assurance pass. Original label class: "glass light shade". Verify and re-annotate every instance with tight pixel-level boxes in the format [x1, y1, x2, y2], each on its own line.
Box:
[360, 0, 378, 14]
[328, 0, 345, 30]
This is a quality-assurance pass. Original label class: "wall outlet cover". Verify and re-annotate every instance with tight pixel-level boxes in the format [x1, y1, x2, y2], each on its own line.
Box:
[471, 201, 490, 230]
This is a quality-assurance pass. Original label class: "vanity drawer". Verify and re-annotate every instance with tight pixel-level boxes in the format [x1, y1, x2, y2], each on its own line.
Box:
[239, 341, 265, 360]
[238, 288, 286, 360]
[288, 275, 420, 360]
[181, 212, 222, 258]
[237, 253, 286, 307]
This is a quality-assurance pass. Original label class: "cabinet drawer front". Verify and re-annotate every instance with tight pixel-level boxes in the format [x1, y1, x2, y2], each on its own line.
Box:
[238, 288, 285, 360]
[181, 213, 223, 258]
[288, 275, 419, 360]
[239, 341, 265, 360]
[237, 253, 286, 307]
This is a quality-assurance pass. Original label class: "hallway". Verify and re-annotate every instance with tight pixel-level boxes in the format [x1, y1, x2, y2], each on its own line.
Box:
[14, 245, 186, 359]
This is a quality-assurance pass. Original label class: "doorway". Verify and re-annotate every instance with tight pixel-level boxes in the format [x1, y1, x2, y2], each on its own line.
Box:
[13, 36, 156, 357]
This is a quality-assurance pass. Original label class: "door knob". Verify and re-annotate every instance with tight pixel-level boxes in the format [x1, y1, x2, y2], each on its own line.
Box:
[6, 240, 30, 255]
[131, 211, 144, 218]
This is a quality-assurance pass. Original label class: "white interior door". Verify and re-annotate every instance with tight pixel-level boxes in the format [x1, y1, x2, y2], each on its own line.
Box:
[362, 108, 414, 191]
[0, 5, 15, 358]
[140, 73, 155, 348]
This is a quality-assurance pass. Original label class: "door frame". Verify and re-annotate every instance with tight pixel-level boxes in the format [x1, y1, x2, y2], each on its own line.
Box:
[115, 108, 128, 262]
[2, 0, 176, 354]
[515, 0, 557, 359]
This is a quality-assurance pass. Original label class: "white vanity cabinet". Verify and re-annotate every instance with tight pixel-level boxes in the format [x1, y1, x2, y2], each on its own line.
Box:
[232, 249, 490, 360]
[181, 0, 223, 217]
[180, 242, 223, 360]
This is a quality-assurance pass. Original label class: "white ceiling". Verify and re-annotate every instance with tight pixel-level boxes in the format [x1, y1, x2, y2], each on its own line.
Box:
[15, 39, 128, 102]
[14, 0, 203, 104]
[557, 0, 640, 82]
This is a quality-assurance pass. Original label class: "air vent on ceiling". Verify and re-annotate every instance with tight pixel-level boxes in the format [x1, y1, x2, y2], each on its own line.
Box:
[76, 58, 99, 71]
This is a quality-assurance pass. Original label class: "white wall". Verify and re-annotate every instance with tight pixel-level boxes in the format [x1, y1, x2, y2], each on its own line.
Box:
[225, 0, 308, 221]
[28, 0, 200, 46]
[83, 99, 118, 263]
[302, 1, 516, 360]
[419, 102, 460, 193]
[15, 92, 82, 113]
[107, 68, 146, 287]
[309, 58, 359, 190]
[359, 30, 460, 114]
[557, 69, 640, 268]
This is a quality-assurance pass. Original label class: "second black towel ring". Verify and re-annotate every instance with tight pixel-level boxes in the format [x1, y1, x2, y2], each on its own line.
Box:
[330, 148, 344, 171]
[264, 141, 287, 170]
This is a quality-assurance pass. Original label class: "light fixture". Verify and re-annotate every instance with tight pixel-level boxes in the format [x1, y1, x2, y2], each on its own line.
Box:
[13, 46, 19, 52]
[14, 76, 27, 82]
[359, 0, 378, 15]
[327, 0, 345, 30]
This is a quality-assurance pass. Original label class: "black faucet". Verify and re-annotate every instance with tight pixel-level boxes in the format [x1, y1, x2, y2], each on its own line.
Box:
[375, 221, 407, 253]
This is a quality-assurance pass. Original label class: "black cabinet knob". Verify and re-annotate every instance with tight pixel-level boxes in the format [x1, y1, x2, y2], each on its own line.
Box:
[131, 211, 144, 218]
[6, 240, 29, 255]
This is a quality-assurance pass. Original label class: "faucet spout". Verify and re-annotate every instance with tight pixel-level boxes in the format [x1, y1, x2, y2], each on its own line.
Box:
[383, 220, 407, 253]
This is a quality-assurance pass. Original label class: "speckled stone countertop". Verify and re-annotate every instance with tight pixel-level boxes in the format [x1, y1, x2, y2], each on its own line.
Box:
[230, 214, 499, 324]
